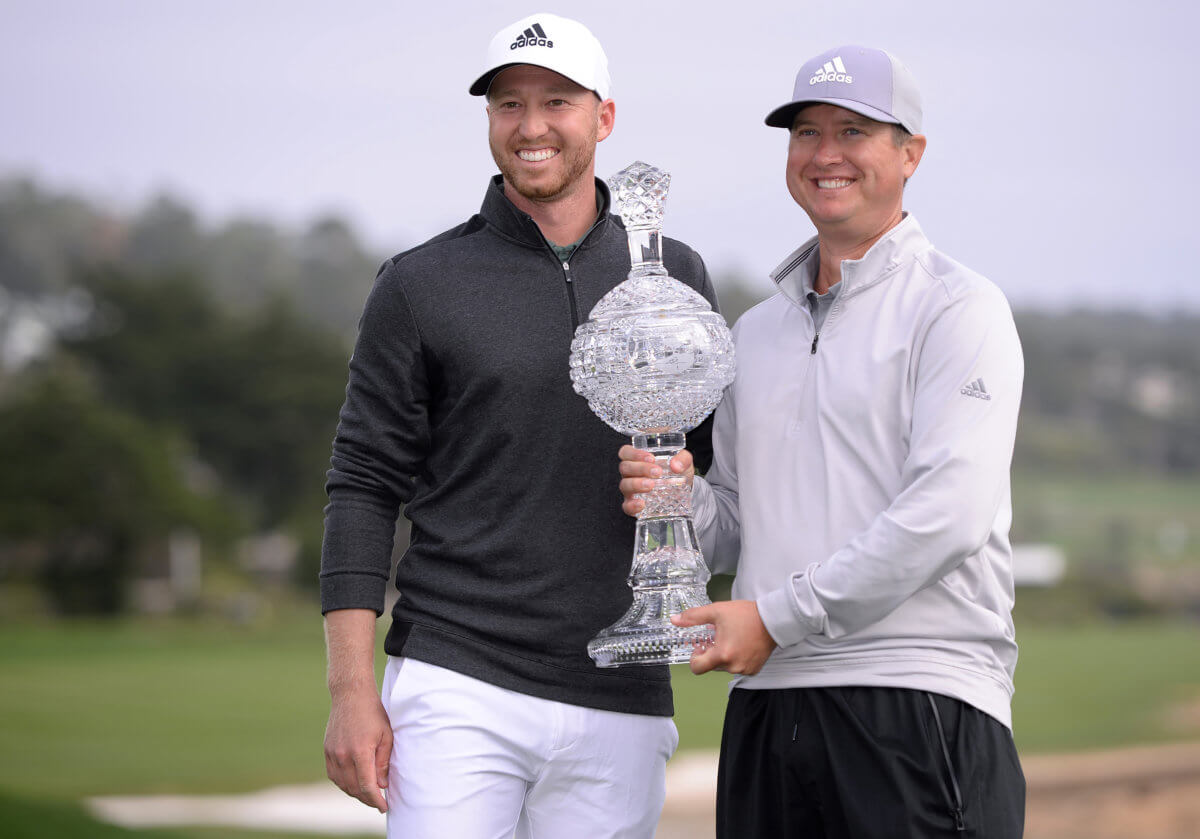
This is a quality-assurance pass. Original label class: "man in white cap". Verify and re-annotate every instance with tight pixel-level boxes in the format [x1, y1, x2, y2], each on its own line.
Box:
[619, 45, 1026, 836]
[319, 12, 718, 839]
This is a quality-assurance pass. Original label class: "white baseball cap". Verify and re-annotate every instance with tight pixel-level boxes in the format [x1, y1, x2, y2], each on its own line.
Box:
[765, 45, 923, 134]
[469, 13, 611, 100]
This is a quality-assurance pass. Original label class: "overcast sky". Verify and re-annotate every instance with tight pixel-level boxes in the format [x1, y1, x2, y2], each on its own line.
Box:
[3, 0, 1198, 310]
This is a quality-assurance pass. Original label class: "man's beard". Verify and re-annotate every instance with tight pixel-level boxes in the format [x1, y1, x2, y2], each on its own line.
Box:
[490, 131, 597, 204]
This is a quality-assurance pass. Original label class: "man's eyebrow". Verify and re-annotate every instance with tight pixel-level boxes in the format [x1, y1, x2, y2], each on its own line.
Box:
[793, 115, 876, 128]
[490, 84, 584, 100]
[540, 85, 586, 97]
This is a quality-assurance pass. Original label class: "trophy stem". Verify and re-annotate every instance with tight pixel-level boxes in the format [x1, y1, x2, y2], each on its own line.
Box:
[625, 228, 667, 278]
[586, 432, 716, 668]
[630, 432, 690, 519]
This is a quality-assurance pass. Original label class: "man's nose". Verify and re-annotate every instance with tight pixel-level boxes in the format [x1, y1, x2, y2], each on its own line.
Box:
[518, 108, 548, 139]
[814, 135, 842, 165]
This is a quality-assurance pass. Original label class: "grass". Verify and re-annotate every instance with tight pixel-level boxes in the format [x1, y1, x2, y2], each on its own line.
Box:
[0, 610, 1197, 836]
[1011, 472, 1200, 568]
[668, 620, 1200, 754]
[1009, 621, 1200, 752]
[0, 613, 333, 799]
[2, 613, 1197, 795]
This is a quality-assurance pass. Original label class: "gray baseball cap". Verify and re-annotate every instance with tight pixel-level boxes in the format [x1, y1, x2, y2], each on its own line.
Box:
[765, 45, 922, 133]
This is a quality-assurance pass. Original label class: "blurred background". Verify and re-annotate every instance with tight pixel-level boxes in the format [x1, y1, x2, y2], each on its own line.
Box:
[1, 1, 1197, 837]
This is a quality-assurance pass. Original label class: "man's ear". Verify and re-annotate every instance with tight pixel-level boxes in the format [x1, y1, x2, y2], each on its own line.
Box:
[903, 134, 927, 179]
[596, 98, 615, 142]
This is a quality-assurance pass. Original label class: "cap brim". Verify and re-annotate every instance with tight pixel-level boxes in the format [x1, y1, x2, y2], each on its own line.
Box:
[764, 97, 901, 129]
[469, 63, 523, 97]
[469, 61, 606, 98]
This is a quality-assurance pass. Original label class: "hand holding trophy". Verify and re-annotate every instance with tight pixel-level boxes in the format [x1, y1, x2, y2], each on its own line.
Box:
[569, 161, 735, 667]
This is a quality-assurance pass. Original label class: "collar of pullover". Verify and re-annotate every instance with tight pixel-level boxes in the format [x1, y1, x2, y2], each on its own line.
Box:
[770, 213, 929, 308]
[479, 174, 614, 250]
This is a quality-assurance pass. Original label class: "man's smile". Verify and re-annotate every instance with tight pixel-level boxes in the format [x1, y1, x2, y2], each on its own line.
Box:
[517, 147, 559, 162]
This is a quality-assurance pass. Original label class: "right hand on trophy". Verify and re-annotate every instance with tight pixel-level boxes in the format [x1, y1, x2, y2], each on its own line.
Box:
[618, 445, 694, 517]
[324, 683, 393, 813]
[672, 600, 777, 676]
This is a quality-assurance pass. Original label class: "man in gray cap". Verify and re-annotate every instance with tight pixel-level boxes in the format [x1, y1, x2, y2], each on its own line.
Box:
[320, 12, 718, 839]
[619, 45, 1026, 836]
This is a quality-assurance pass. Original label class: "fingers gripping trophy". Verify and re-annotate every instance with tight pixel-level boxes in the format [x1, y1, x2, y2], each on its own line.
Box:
[569, 161, 735, 667]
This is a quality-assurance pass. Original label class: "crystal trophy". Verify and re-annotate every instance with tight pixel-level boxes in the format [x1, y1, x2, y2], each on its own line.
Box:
[569, 161, 735, 667]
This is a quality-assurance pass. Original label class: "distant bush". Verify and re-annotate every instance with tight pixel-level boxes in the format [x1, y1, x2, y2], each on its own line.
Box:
[0, 372, 222, 614]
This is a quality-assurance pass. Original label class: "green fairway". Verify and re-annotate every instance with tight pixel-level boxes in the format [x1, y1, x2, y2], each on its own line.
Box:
[1011, 472, 1200, 568]
[0, 613, 334, 798]
[1010, 621, 1200, 751]
[668, 620, 1200, 754]
[2, 612, 1197, 797]
[0, 612, 1197, 837]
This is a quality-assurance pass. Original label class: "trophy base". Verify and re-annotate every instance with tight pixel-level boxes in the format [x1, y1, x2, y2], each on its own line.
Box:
[588, 620, 714, 668]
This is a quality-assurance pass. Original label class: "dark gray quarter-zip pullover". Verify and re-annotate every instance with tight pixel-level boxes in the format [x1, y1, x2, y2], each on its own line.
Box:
[320, 176, 718, 716]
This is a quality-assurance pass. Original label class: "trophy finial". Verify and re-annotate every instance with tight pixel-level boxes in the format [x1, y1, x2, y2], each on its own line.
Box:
[608, 161, 670, 231]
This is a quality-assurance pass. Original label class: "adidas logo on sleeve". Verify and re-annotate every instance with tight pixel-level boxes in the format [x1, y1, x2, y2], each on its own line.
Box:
[809, 56, 852, 85]
[510, 22, 552, 49]
[960, 378, 992, 401]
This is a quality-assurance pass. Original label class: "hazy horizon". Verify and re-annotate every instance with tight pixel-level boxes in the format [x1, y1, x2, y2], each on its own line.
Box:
[3, 0, 1197, 311]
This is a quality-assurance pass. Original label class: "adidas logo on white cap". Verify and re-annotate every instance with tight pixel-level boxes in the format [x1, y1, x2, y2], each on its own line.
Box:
[810, 56, 852, 85]
[471, 13, 610, 100]
[510, 21, 553, 50]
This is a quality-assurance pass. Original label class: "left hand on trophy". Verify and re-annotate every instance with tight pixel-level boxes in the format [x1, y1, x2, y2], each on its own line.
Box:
[617, 445, 694, 517]
[671, 600, 776, 676]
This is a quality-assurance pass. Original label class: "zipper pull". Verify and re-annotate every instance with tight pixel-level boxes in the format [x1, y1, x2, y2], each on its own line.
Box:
[953, 808, 965, 832]
[810, 333, 820, 354]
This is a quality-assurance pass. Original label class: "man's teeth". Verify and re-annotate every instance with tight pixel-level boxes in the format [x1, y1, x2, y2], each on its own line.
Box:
[518, 148, 558, 161]
[817, 178, 853, 189]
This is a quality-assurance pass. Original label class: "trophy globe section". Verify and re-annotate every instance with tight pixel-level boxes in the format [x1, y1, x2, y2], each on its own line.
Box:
[568, 283, 735, 437]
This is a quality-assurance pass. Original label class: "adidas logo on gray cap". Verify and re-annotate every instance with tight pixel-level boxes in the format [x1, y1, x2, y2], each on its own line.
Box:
[809, 56, 852, 85]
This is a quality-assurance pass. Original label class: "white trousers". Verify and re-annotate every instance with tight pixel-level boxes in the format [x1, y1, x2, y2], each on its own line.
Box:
[381, 656, 677, 839]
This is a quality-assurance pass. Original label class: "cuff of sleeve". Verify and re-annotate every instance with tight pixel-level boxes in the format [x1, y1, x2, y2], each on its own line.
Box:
[692, 476, 714, 533]
[319, 572, 388, 616]
[756, 566, 828, 648]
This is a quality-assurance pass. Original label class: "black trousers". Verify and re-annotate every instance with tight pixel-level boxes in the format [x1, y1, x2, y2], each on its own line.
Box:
[716, 686, 1025, 838]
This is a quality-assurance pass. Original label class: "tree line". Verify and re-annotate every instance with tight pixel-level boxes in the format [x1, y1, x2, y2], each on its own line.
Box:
[1, 176, 1197, 615]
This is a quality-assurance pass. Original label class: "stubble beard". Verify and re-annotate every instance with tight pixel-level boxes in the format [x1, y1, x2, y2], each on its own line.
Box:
[490, 126, 598, 204]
